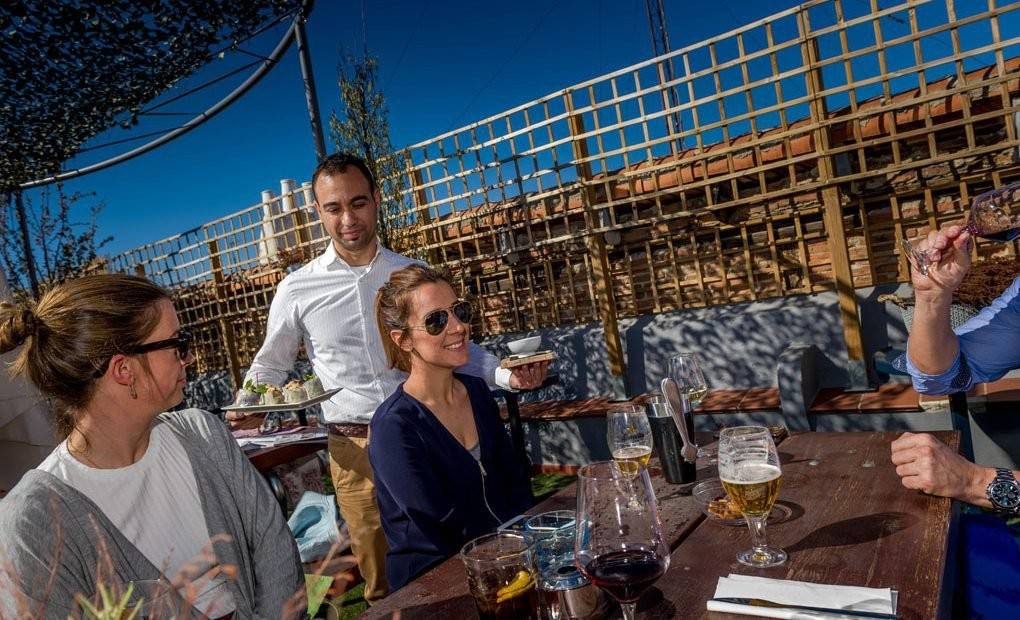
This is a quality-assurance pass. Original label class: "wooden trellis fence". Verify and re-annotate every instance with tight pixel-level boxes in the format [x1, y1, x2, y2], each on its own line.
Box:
[108, 0, 1020, 390]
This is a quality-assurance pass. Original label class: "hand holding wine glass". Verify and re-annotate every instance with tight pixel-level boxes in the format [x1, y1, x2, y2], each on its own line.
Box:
[903, 224, 972, 298]
[902, 181, 1020, 279]
[575, 462, 670, 620]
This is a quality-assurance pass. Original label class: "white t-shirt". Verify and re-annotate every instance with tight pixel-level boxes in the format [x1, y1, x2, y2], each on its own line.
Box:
[38, 422, 235, 617]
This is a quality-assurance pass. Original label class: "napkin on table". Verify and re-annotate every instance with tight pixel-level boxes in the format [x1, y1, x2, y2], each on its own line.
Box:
[707, 574, 897, 618]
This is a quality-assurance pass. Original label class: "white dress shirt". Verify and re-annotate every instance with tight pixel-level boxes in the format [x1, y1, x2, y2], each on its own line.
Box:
[245, 243, 512, 424]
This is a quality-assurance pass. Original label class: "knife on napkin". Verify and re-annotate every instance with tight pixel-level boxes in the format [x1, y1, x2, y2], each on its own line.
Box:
[710, 597, 899, 619]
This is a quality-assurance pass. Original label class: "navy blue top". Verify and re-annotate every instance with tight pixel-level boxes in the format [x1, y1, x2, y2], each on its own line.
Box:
[368, 373, 534, 590]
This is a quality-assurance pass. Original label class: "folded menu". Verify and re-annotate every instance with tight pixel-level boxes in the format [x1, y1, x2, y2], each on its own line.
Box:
[707, 574, 897, 618]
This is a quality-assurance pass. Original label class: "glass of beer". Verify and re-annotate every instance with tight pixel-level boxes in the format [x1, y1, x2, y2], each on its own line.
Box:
[718, 425, 786, 568]
[606, 405, 653, 475]
[461, 532, 541, 620]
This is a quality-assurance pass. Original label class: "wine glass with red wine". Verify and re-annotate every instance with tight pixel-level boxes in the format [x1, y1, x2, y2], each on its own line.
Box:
[902, 181, 1020, 276]
[574, 461, 670, 620]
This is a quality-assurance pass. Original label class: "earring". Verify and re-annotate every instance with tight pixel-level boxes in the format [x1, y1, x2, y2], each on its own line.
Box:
[129, 382, 138, 400]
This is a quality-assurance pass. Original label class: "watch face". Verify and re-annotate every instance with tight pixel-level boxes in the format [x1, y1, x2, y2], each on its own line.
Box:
[989, 480, 1020, 509]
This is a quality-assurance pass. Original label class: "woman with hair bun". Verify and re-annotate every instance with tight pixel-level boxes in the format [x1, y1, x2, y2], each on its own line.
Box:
[0, 274, 303, 619]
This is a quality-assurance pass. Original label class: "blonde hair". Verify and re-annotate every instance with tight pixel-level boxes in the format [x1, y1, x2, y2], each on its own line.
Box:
[0, 273, 169, 438]
[375, 264, 456, 373]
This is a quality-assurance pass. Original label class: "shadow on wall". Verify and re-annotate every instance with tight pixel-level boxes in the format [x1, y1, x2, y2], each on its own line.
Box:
[185, 285, 909, 410]
[485, 289, 874, 401]
[486, 284, 913, 401]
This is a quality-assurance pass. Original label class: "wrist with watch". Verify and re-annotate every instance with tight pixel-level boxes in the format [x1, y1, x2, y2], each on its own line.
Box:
[986, 468, 1020, 514]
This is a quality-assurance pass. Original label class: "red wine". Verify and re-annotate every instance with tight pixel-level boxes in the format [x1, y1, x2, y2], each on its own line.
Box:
[583, 550, 666, 602]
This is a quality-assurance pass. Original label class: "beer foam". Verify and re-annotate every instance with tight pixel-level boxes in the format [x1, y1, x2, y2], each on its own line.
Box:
[719, 463, 781, 484]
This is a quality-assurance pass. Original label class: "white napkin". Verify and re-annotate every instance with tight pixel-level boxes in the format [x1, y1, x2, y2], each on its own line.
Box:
[707, 574, 897, 618]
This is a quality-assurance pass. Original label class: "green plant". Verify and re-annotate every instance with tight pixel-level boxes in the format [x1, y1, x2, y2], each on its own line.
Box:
[243, 378, 270, 394]
[328, 53, 412, 255]
[74, 582, 140, 620]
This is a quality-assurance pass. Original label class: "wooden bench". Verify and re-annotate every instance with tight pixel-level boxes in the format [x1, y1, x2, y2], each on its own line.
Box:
[810, 382, 922, 414]
[501, 388, 781, 423]
[693, 387, 780, 413]
[808, 377, 1020, 414]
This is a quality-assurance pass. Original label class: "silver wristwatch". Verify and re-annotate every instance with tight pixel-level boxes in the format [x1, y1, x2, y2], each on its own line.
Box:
[986, 468, 1020, 514]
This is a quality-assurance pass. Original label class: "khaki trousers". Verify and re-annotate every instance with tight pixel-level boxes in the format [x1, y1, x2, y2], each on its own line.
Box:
[327, 434, 389, 603]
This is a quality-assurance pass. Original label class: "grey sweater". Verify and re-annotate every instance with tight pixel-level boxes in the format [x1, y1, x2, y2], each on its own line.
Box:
[0, 409, 304, 619]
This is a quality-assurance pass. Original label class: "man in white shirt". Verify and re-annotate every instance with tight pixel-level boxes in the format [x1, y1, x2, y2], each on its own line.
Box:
[227, 153, 548, 603]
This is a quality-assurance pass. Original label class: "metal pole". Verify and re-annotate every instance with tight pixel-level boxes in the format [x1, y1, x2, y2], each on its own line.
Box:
[295, 15, 327, 162]
[644, 0, 683, 151]
[13, 192, 39, 298]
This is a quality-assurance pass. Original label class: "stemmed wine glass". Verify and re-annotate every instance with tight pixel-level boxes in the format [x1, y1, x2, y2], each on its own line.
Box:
[668, 352, 712, 459]
[902, 181, 1020, 276]
[575, 461, 670, 620]
[667, 353, 708, 408]
[718, 426, 786, 568]
[606, 404, 653, 475]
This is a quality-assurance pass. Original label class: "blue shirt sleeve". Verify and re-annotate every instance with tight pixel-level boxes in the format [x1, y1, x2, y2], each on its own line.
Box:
[907, 276, 1020, 394]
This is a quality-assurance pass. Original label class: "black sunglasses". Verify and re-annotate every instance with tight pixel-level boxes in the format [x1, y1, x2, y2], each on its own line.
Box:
[93, 330, 194, 377]
[413, 300, 473, 336]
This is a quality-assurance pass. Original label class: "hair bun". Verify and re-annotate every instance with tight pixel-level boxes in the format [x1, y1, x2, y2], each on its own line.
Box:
[0, 302, 38, 353]
[19, 307, 37, 335]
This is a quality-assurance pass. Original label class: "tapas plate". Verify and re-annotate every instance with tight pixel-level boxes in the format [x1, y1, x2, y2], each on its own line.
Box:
[222, 387, 342, 414]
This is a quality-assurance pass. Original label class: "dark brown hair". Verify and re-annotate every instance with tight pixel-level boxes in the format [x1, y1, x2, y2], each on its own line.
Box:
[375, 264, 456, 373]
[311, 152, 377, 199]
[0, 273, 170, 437]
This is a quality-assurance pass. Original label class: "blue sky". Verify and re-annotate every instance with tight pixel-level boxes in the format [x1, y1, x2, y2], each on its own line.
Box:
[30, 0, 1015, 255]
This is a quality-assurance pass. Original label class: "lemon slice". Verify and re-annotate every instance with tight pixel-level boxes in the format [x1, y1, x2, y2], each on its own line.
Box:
[495, 570, 534, 603]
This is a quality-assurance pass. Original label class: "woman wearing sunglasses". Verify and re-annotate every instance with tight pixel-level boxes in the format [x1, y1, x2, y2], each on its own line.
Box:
[0, 274, 303, 619]
[370, 265, 544, 590]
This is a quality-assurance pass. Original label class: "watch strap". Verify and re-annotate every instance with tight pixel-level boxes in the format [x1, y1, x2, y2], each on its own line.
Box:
[989, 468, 1020, 513]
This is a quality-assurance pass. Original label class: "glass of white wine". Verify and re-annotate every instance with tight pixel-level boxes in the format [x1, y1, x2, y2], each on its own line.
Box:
[606, 405, 653, 475]
[668, 353, 708, 406]
[718, 426, 786, 568]
[668, 352, 710, 459]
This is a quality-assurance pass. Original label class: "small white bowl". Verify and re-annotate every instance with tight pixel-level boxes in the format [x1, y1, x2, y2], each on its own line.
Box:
[507, 336, 542, 355]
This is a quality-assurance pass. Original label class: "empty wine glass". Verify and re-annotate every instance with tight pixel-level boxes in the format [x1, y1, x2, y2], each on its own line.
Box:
[902, 181, 1020, 276]
[718, 426, 786, 568]
[606, 405, 653, 475]
[575, 462, 670, 620]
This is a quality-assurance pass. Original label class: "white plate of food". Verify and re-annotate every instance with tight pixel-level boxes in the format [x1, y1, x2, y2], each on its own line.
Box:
[223, 374, 342, 413]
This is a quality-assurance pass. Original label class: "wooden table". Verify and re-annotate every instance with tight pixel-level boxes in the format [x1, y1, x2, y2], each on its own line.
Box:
[363, 431, 959, 619]
[246, 436, 328, 472]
